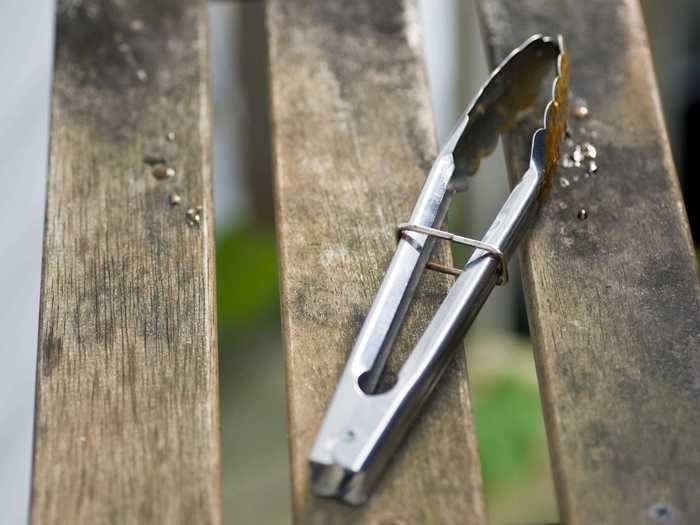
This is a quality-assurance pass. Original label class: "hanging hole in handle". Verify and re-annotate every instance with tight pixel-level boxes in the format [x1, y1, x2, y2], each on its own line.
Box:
[358, 370, 398, 395]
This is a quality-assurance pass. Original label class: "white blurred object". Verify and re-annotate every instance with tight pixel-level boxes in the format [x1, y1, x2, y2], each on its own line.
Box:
[0, 1, 54, 524]
[210, 3, 252, 227]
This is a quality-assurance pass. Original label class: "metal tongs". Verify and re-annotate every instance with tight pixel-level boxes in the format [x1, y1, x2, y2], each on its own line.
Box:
[310, 34, 569, 505]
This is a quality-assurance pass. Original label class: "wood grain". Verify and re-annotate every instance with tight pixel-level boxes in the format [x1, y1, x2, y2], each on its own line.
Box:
[31, 1, 221, 523]
[476, 0, 700, 523]
[267, 1, 486, 523]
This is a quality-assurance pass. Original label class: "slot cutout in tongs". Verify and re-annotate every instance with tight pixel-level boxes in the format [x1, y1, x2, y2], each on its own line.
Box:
[310, 34, 569, 505]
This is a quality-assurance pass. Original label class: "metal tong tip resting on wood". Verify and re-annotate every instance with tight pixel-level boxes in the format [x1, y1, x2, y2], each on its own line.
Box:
[309, 34, 569, 505]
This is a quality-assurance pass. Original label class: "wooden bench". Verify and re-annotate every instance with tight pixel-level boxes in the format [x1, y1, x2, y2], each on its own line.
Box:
[32, 0, 700, 523]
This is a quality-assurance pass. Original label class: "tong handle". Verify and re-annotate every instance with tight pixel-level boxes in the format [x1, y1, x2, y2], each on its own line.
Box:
[310, 131, 546, 505]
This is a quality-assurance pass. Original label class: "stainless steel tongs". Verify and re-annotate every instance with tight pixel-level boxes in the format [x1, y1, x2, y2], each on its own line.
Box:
[310, 34, 569, 505]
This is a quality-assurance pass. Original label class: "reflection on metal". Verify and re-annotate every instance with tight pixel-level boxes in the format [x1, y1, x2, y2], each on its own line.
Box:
[309, 34, 569, 506]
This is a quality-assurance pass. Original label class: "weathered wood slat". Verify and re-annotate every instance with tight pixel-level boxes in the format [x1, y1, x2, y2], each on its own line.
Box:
[476, 1, 700, 523]
[31, 1, 221, 523]
[267, 1, 486, 523]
